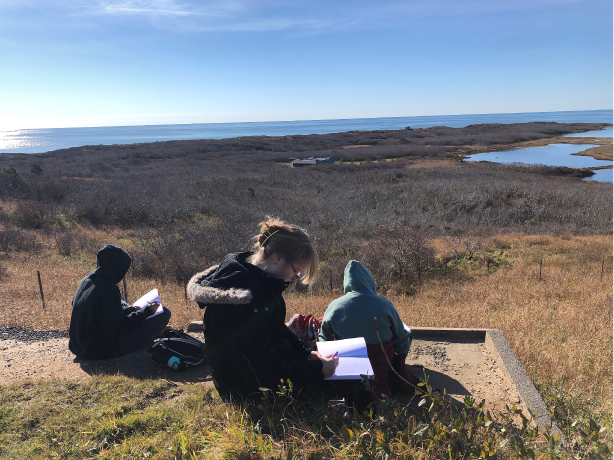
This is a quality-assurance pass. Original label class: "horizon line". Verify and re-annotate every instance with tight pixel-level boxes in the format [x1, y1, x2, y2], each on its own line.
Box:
[3, 108, 612, 132]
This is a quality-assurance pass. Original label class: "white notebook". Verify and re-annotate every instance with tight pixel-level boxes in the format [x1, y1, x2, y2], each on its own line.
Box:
[133, 288, 164, 318]
[317, 337, 374, 380]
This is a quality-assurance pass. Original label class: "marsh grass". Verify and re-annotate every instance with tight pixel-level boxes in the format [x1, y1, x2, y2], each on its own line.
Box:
[0, 374, 611, 459]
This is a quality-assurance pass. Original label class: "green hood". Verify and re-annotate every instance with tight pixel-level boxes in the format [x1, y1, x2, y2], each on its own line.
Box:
[344, 260, 377, 295]
[319, 259, 411, 354]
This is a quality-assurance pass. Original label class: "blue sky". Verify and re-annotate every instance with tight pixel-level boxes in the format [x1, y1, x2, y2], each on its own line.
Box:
[0, 0, 612, 129]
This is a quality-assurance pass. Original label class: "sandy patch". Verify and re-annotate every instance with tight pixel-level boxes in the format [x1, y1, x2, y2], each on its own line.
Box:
[0, 331, 524, 415]
[0, 335, 213, 386]
[407, 338, 522, 414]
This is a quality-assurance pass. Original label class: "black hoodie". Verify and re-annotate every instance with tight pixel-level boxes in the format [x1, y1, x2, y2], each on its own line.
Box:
[188, 252, 324, 400]
[68, 245, 152, 359]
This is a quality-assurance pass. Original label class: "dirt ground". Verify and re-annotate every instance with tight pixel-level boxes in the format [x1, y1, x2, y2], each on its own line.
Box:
[0, 330, 523, 414]
[0, 331, 212, 385]
[406, 339, 522, 413]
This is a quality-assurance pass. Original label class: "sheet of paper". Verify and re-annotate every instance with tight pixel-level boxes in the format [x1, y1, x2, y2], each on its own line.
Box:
[326, 357, 374, 380]
[403, 323, 412, 334]
[133, 288, 164, 317]
[317, 337, 368, 358]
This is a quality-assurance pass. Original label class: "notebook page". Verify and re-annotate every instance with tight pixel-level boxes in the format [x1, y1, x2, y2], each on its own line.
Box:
[132, 288, 164, 317]
[326, 357, 374, 380]
[317, 337, 368, 358]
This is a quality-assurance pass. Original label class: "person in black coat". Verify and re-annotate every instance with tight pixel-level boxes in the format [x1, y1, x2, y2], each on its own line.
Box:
[188, 218, 339, 402]
[68, 244, 171, 359]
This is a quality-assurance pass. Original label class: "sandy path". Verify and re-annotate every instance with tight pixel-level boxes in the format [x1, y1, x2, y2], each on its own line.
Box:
[0, 328, 523, 414]
[0, 328, 213, 385]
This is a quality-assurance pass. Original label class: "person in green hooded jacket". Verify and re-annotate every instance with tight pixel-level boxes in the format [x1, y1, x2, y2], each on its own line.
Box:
[318, 260, 418, 396]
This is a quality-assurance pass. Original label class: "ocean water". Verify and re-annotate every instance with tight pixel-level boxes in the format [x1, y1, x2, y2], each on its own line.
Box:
[0, 109, 612, 154]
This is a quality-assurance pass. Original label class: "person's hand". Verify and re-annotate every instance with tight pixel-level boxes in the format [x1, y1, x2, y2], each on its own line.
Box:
[320, 354, 339, 378]
[308, 351, 323, 361]
[147, 300, 160, 313]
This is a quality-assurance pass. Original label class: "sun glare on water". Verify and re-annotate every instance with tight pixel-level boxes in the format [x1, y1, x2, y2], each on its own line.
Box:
[0, 129, 52, 153]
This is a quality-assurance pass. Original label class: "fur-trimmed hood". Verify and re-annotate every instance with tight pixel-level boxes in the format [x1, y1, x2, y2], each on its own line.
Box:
[188, 264, 253, 305]
[188, 252, 289, 308]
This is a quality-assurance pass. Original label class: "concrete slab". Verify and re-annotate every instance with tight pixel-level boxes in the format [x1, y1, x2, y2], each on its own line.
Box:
[187, 321, 558, 435]
[409, 327, 560, 436]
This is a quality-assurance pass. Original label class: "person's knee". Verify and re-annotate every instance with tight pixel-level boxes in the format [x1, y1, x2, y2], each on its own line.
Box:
[160, 307, 171, 326]
[148, 307, 171, 329]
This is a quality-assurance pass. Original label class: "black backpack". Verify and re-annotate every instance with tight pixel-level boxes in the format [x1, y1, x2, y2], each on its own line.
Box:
[148, 329, 208, 371]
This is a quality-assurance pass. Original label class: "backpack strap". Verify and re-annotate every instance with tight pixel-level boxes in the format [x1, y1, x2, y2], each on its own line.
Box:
[152, 341, 204, 365]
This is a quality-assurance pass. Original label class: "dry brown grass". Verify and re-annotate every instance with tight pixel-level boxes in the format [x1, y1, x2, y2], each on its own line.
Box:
[0, 248, 202, 331]
[571, 140, 613, 161]
[1, 233, 611, 409]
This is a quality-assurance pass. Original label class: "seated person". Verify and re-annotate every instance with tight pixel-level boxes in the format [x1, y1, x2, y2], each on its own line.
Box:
[188, 218, 339, 402]
[318, 260, 419, 397]
[68, 244, 171, 359]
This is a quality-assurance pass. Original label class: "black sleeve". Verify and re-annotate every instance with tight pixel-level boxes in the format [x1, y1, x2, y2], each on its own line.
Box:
[95, 285, 137, 340]
[207, 302, 324, 391]
[237, 303, 324, 389]
[122, 302, 153, 322]
[281, 324, 312, 361]
[241, 337, 324, 390]
[98, 285, 150, 334]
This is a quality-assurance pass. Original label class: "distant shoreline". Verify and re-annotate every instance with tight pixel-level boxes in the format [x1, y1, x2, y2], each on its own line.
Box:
[1, 110, 612, 155]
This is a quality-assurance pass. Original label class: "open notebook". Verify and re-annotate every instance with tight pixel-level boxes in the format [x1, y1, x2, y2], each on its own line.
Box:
[133, 289, 165, 318]
[317, 337, 374, 380]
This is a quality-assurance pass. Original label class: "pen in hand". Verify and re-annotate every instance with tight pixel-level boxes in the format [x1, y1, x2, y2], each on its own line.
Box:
[332, 351, 338, 358]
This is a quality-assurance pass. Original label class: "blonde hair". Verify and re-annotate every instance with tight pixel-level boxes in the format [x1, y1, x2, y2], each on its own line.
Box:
[249, 216, 319, 285]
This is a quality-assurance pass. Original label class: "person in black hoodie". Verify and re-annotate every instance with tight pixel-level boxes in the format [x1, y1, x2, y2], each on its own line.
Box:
[69, 244, 171, 359]
[188, 217, 339, 402]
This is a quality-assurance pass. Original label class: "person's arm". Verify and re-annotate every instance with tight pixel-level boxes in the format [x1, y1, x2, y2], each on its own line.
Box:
[95, 286, 138, 342]
[240, 339, 326, 390]
[281, 324, 311, 361]
[121, 300, 154, 323]
[236, 304, 325, 388]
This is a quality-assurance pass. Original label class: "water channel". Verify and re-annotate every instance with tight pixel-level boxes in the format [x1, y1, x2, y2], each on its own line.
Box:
[466, 128, 613, 182]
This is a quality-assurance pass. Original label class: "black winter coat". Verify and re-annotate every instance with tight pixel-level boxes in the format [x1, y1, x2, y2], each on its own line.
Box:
[188, 252, 324, 400]
[68, 245, 152, 359]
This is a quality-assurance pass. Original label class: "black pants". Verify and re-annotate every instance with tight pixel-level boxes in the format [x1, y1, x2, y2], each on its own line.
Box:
[299, 378, 374, 413]
[114, 307, 171, 357]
